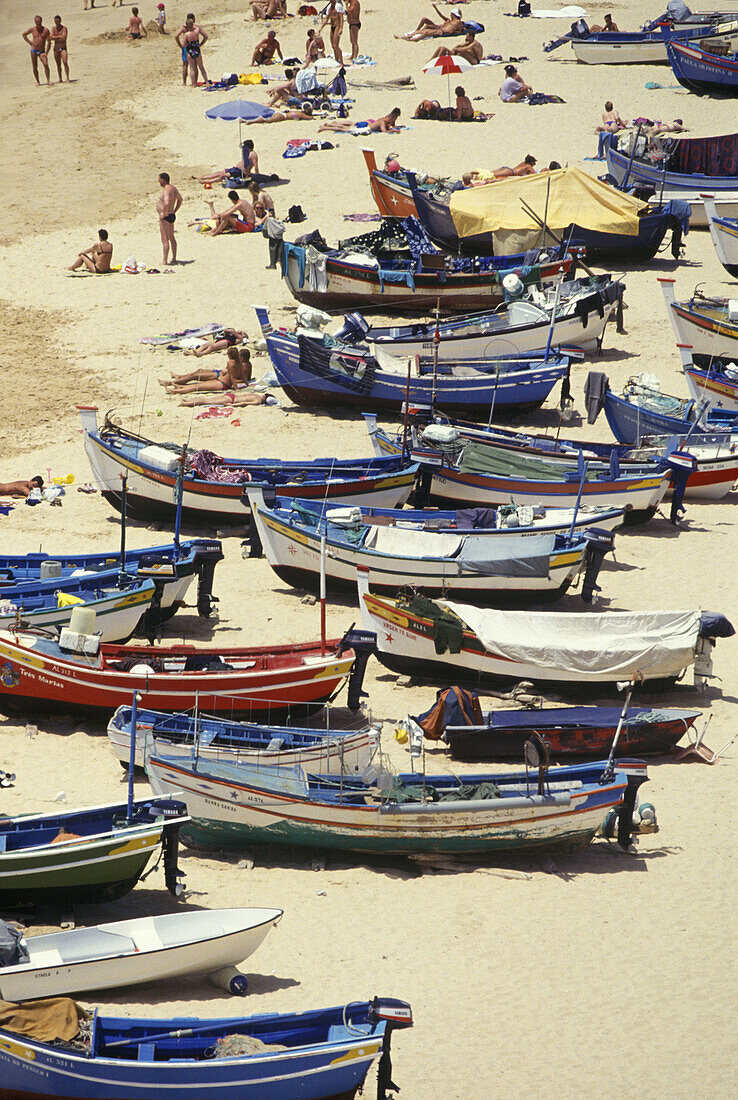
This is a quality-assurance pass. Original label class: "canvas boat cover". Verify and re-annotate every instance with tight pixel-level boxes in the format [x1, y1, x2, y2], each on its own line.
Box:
[450, 167, 646, 239]
[438, 602, 701, 678]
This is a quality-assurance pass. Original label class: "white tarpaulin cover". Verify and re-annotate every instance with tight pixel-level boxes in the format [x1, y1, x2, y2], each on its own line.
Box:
[439, 603, 701, 678]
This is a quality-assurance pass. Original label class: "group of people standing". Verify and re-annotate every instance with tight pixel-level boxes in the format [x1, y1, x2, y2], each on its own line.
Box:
[23, 14, 70, 85]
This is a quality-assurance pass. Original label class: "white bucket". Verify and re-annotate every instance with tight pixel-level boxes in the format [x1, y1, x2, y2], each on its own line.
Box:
[69, 606, 96, 636]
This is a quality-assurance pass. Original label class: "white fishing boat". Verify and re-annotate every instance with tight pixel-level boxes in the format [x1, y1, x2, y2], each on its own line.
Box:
[356, 569, 730, 689]
[0, 580, 155, 643]
[659, 278, 738, 355]
[248, 489, 610, 605]
[0, 908, 282, 1001]
[703, 193, 738, 275]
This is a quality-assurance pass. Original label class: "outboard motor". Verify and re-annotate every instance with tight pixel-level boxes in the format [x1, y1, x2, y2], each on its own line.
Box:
[695, 611, 735, 689]
[333, 311, 371, 343]
[570, 17, 590, 38]
[663, 450, 698, 524]
[580, 526, 615, 604]
[602, 761, 652, 850]
[193, 539, 224, 617]
[369, 997, 413, 1100]
[338, 627, 377, 711]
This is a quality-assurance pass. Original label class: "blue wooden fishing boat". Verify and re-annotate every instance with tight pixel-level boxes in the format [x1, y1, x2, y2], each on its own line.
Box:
[704, 193, 738, 274]
[79, 408, 418, 522]
[0, 539, 223, 619]
[602, 379, 738, 443]
[0, 575, 156, 643]
[0, 997, 412, 1100]
[147, 751, 652, 856]
[255, 309, 569, 419]
[606, 131, 738, 193]
[405, 174, 681, 261]
[0, 796, 189, 907]
[668, 36, 738, 93]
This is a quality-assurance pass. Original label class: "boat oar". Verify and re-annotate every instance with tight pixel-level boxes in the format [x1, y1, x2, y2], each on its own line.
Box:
[107, 1018, 248, 1049]
[567, 460, 588, 542]
[119, 473, 127, 575]
[519, 199, 599, 280]
[173, 445, 187, 552]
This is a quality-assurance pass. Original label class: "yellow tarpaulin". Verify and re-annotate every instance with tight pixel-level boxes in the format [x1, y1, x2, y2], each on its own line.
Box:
[449, 167, 647, 239]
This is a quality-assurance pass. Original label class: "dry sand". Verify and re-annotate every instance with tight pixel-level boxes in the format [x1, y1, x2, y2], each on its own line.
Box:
[1, 0, 737, 1095]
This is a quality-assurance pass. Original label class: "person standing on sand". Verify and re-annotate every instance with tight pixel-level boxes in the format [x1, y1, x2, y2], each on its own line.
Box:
[23, 16, 51, 87]
[346, 0, 360, 62]
[156, 3, 167, 34]
[157, 172, 183, 264]
[320, 0, 344, 65]
[67, 229, 113, 272]
[50, 15, 70, 82]
[176, 14, 210, 86]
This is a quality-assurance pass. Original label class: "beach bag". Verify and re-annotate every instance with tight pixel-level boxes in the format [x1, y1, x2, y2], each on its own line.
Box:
[517, 0, 531, 15]
[287, 204, 307, 223]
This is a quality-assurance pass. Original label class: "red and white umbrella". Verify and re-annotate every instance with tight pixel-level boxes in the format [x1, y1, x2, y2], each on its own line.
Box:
[421, 53, 473, 115]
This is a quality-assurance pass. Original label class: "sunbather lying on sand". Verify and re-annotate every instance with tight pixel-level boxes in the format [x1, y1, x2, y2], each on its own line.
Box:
[180, 328, 247, 357]
[0, 476, 44, 498]
[429, 31, 483, 64]
[396, 5, 465, 41]
[180, 390, 271, 407]
[319, 108, 401, 133]
[250, 0, 286, 19]
[245, 104, 314, 124]
[462, 156, 537, 185]
[164, 347, 249, 394]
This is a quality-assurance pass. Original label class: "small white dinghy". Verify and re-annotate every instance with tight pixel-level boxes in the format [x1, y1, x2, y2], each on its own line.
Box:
[0, 907, 282, 1001]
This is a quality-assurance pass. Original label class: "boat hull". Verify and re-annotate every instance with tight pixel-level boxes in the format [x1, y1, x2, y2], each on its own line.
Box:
[606, 143, 738, 194]
[0, 582, 154, 643]
[668, 39, 738, 95]
[704, 195, 738, 274]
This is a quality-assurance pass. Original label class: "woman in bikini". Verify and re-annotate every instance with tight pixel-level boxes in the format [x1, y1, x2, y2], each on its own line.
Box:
[164, 347, 247, 394]
[245, 104, 314, 124]
[175, 328, 247, 359]
[67, 229, 113, 272]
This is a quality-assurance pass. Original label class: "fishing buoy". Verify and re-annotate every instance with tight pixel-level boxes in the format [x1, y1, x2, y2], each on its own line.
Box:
[209, 966, 249, 995]
[638, 802, 656, 827]
[602, 809, 618, 839]
[502, 273, 524, 298]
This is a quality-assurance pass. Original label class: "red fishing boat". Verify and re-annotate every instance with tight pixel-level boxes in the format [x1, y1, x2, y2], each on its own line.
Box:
[362, 147, 420, 218]
[0, 629, 371, 718]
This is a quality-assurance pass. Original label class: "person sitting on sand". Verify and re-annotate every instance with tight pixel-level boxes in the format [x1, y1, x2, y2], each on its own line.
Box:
[252, 29, 283, 65]
[245, 104, 314, 124]
[67, 229, 113, 272]
[318, 107, 401, 133]
[266, 68, 297, 107]
[197, 192, 256, 236]
[430, 31, 483, 65]
[193, 140, 260, 185]
[414, 99, 442, 120]
[596, 100, 627, 133]
[306, 27, 325, 63]
[590, 13, 619, 32]
[397, 5, 465, 41]
[451, 86, 474, 121]
[180, 329, 247, 357]
[163, 346, 247, 394]
[499, 63, 532, 103]
[126, 8, 147, 40]
[250, 0, 286, 19]
[248, 180, 275, 225]
[0, 476, 44, 498]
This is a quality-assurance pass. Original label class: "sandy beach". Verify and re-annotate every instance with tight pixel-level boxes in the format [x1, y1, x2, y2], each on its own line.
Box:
[1, 0, 737, 1095]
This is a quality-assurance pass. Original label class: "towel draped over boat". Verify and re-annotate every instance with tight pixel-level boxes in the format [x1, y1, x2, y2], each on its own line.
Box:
[298, 335, 377, 393]
[449, 167, 646, 239]
[438, 603, 702, 678]
[667, 131, 738, 179]
[0, 997, 89, 1043]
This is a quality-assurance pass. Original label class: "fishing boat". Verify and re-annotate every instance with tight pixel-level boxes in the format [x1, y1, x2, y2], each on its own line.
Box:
[405, 172, 684, 262]
[147, 750, 651, 856]
[680, 347, 738, 412]
[107, 703, 379, 775]
[659, 278, 738, 354]
[564, 19, 738, 65]
[0, 577, 155, 643]
[0, 996, 412, 1100]
[441, 704, 702, 760]
[602, 372, 738, 442]
[605, 130, 738, 199]
[667, 35, 738, 93]
[0, 908, 282, 1001]
[703, 192, 738, 274]
[247, 489, 611, 605]
[367, 412, 738, 501]
[78, 407, 418, 523]
[256, 309, 569, 419]
[0, 796, 188, 907]
[0, 539, 224, 620]
[330, 276, 622, 358]
[280, 218, 580, 313]
[357, 570, 733, 688]
[0, 627, 372, 718]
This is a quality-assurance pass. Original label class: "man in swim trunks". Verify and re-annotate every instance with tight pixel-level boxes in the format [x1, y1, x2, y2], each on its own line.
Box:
[157, 172, 183, 263]
[499, 64, 532, 103]
[397, 5, 465, 41]
[430, 31, 483, 65]
[0, 476, 44, 498]
[346, 0, 360, 61]
[23, 16, 51, 86]
[50, 16, 70, 82]
[176, 14, 209, 86]
[320, 0, 344, 64]
[126, 8, 147, 40]
[205, 192, 257, 236]
[67, 228, 113, 272]
[252, 28, 283, 65]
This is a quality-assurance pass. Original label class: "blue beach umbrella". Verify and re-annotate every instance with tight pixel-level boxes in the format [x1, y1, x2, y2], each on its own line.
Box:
[205, 99, 274, 148]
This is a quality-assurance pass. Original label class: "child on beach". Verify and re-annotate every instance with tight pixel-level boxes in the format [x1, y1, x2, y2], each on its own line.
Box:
[156, 4, 167, 34]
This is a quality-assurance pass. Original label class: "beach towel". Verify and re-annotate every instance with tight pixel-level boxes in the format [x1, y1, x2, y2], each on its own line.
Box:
[141, 324, 224, 345]
[531, 5, 586, 15]
[527, 92, 565, 105]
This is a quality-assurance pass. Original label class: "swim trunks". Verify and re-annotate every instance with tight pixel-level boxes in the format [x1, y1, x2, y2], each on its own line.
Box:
[131, 32, 141, 39]
[186, 41, 201, 57]
[163, 213, 176, 223]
